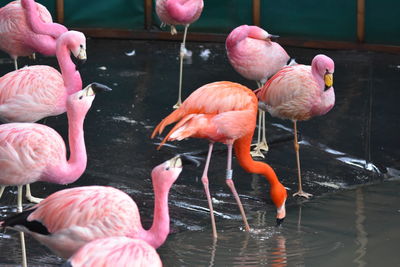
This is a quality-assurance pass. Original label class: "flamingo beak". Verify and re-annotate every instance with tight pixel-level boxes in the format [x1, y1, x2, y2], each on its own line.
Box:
[83, 83, 112, 97]
[169, 155, 183, 168]
[268, 34, 280, 40]
[324, 72, 333, 90]
[72, 46, 87, 70]
[180, 153, 202, 167]
[276, 202, 286, 227]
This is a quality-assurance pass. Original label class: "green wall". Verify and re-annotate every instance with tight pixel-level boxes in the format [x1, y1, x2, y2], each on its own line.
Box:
[2, 0, 400, 45]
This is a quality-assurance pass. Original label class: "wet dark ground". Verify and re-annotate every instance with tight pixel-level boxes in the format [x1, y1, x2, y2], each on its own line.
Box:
[0, 38, 399, 266]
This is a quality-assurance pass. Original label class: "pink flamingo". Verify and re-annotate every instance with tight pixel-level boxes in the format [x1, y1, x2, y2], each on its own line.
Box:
[62, 237, 162, 267]
[0, 30, 86, 204]
[156, 0, 204, 108]
[226, 25, 291, 158]
[0, 83, 110, 267]
[151, 81, 287, 239]
[1, 155, 191, 259]
[0, 0, 67, 70]
[256, 54, 335, 198]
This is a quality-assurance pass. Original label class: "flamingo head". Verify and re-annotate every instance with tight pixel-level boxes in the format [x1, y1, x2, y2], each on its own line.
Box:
[67, 83, 112, 118]
[226, 25, 278, 49]
[270, 182, 287, 226]
[312, 54, 335, 91]
[57, 31, 87, 68]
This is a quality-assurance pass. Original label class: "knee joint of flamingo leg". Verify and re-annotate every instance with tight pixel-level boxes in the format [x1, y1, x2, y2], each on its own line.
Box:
[226, 169, 233, 180]
[201, 176, 209, 186]
[294, 143, 300, 151]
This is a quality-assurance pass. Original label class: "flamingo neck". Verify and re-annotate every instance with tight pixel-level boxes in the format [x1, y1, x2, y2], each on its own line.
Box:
[22, 0, 67, 38]
[43, 110, 87, 184]
[56, 43, 82, 95]
[234, 134, 281, 187]
[226, 26, 249, 50]
[143, 183, 171, 248]
[311, 62, 325, 89]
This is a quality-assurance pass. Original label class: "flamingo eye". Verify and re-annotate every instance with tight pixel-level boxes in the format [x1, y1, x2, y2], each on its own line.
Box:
[166, 167, 170, 171]
[79, 96, 83, 100]
[80, 44, 83, 48]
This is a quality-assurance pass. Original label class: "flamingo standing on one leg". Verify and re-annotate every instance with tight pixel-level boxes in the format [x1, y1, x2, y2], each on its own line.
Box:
[226, 25, 291, 158]
[0, 30, 86, 203]
[151, 81, 287, 239]
[61, 237, 162, 267]
[0, 0, 67, 70]
[256, 54, 335, 198]
[156, 0, 204, 108]
[0, 83, 110, 267]
[1, 155, 195, 258]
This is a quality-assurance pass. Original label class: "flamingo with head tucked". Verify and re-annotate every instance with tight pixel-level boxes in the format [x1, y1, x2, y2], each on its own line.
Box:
[62, 237, 162, 267]
[151, 81, 287, 239]
[256, 54, 335, 198]
[156, 0, 204, 108]
[0, 0, 67, 69]
[1, 155, 194, 259]
[0, 30, 86, 204]
[226, 25, 291, 158]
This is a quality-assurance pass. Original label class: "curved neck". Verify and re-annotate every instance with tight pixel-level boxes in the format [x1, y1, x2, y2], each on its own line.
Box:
[44, 110, 87, 184]
[56, 42, 82, 95]
[234, 133, 281, 187]
[22, 0, 67, 38]
[143, 183, 171, 248]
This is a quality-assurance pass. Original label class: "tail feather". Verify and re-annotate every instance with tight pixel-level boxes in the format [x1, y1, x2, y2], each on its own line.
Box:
[151, 108, 185, 139]
[2, 208, 50, 235]
[157, 114, 196, 149]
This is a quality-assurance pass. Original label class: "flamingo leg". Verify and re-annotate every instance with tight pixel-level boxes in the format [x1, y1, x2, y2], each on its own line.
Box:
[17, 186, 28, 267]
[0, 186, 5, 199]
[13, 58, 18, 70]
[201, 142, 218, 239]
[225, 144, 251, 231]
[292, 121, 312, 198]
[173, 24, 189, 109]
[25, 184, 43, 204]
[250, 110, 265, 158]
[260, 110, 269, 152]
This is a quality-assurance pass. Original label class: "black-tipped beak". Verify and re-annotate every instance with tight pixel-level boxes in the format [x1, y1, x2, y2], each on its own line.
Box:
[179, 153, 202, 167]
[91, 82, 112, 94]
[268, 34, 280, 40]
[71, 54, 86, 71]
[276, 217, 285, 227]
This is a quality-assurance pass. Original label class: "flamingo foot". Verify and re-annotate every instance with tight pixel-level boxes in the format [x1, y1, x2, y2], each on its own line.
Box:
[293, 190, 313, 199]
[250, 146, 265, 158]
[26, 195, 43, 204]
[170, 26, 177, 35]
[173, 100, 182, 109]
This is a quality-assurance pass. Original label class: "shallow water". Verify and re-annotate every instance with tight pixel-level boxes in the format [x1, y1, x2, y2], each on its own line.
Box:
[0, 40, 399, 266]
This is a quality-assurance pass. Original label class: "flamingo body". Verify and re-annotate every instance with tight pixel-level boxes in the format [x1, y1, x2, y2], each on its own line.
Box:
[152, 81, 287, 235]
[1, 156, 183, 258]
[64, 237, 162, 267]
[0, 0, 67, 65]
[257, 55, 335, 121]
[156, 0, 203, 26]
[0, 30, 86, 123]
[226, 25, 290, 84]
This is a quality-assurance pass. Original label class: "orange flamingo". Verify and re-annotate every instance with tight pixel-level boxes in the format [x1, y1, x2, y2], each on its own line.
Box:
[62, 237, 162, 267]
[256, 54, 335, 198]
[151, 81, 287, 238]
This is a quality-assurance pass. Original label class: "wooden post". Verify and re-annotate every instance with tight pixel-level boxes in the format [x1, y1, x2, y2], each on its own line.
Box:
[56, 0, 64, 24]
[252, 0, 261, 26]
[145, 0, 153, 30]
[357, 0, 365, 43]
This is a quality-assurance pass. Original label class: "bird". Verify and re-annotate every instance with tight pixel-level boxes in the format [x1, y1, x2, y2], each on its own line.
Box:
[1, 155, 195, 259]
[0, 82, 110, 267]
[156, 0, 204, 108]
[0, 30, 86, 204]
[151, 81, 287, 238]
[61, 237, 162, 267]
[226, 25, 291, 158]
[256, 54, 335, 198]
[0, 0, 68, 70]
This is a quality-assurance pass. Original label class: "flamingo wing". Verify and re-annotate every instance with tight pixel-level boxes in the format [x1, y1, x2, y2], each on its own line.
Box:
[0, 65, 65, 122]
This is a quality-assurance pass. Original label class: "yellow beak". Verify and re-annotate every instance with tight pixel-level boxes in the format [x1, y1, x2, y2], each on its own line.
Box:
[324, 73, 333, 88]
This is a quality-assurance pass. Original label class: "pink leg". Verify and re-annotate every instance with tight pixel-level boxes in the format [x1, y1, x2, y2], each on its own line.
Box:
[225, 144, 251, 231]
[202, 142, 218, 239]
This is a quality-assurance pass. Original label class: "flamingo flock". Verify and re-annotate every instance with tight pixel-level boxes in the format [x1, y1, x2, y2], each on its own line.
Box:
[0, 0, 336, 266]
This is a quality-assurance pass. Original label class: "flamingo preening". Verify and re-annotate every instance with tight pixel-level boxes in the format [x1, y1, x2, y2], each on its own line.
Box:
[152, 81, 287, 238]
[256, 54, 335, 198]
[1, 155, 196, 259]
[0, 0, 67, 70]
[156, 0, 204, 108]
[226, 25, 291, 158]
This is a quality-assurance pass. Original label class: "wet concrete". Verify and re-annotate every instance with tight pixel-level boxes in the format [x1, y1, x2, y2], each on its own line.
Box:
[0, 38, 399, 266]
